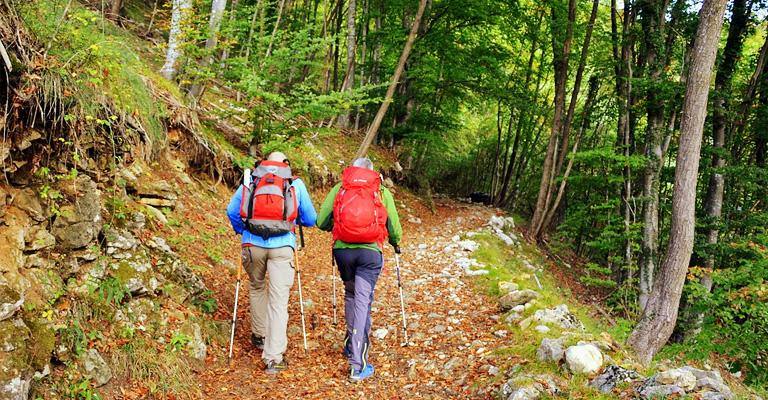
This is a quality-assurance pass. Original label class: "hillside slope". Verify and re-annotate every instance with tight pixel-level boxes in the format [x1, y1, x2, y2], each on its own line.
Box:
[1, 0, 766, 399]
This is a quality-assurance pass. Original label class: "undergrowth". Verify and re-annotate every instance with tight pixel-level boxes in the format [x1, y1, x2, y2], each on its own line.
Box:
[18, 0, 178, 147]
[466, 232, 637, 398]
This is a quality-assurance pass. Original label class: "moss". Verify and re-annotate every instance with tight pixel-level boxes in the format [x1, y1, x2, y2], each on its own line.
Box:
[26, 318, 56, 371]
[466, 232, 642, 398]
[113, 260, 138, 283]
[0, 319, 32, 376]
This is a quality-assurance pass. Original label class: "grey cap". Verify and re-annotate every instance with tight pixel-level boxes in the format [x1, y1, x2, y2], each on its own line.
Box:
[352, 157, 374, 170]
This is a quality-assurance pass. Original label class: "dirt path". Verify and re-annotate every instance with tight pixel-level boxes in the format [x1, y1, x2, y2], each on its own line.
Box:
[196, 195, 505, 399]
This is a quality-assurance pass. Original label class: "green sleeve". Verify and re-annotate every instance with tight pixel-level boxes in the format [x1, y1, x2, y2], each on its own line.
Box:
[381, 187, 402, 246]
[316, 183, 341, 232]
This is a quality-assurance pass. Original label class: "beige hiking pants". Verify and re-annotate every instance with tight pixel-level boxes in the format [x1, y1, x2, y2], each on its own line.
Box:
[242, 245, 295, 363]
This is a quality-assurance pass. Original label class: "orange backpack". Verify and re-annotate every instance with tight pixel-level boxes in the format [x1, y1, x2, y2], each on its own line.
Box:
[332, 167, 388, 245]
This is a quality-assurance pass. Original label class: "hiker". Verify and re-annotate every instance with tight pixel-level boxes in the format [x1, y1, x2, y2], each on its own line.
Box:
[225, 151, 317, 374]
[317, 157, 402, 382]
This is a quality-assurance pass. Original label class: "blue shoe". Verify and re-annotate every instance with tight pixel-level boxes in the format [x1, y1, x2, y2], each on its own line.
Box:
[349, 365, 374, 382]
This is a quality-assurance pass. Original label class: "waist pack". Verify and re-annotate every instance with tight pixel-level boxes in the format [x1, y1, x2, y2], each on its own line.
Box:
[332, 166, 388, 245]
[239, 161, 298, 239]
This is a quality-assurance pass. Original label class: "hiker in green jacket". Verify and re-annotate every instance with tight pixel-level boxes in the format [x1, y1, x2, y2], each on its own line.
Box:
[316, 157, 402, 382]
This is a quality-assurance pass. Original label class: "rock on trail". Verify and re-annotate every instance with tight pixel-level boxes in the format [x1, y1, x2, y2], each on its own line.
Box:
[198, 197, 508, 398]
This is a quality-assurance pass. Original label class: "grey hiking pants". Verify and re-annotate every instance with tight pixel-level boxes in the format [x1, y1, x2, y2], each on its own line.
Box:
[333, 248, 383, 372]
[242, 245, 295, 364]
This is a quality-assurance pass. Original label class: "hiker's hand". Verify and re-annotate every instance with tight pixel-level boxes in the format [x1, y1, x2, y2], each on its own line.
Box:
[394, 245, 401, 254]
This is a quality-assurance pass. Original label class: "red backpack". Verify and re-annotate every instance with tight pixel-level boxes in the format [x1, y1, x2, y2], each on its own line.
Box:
[332, 166, 388, 245]
[239, 161, 298, 239]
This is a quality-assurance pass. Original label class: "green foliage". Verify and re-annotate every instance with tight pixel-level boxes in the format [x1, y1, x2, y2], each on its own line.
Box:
[672, 233, 768, 386]
[66, 380, 102, 400]
[192, 290, 218, 314]
[168, 332, 192, 353]
[59, 321, 87, 357]
[97, 277, 130, 306]
[580, 263, 617, 288]
[19, 0, 172, 144]
[104, 191, 129, 222]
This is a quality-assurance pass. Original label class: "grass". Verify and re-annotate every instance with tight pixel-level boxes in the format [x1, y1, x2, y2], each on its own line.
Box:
[464, 232, 640, 398]
[19, 0, 176, 147]
[109, 337, 200, 397]
[465, 231, 768, 398]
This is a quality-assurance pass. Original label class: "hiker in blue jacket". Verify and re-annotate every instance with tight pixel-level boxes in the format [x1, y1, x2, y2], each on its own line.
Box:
[226, 151, 317, 374]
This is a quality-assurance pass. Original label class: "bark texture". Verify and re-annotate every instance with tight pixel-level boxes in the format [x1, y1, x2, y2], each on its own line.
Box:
[628, 0, 728, 365]
[160, 0, 193, 80]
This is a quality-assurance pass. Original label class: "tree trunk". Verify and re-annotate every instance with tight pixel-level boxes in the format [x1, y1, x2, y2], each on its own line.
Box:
[108, 0, 122, 20]
[337, 0, 357, 128]
[242, 0, 264, 61]
[354, 0, 370, 130]
[188, 0, 229, 99]
[355, 0, 427, 159]
[219, 0, 241, 65]
[265, 0, 287, 59]
[332, 0, 343, 91]
[555, 0, 599, 175]
[541, 75, 599, 231]
[734, 28, 768, 157]
[160, 0, 193, 80]
[530, 0, 576, 239]
[627, 0, 727, 365]
[491, 101, 505, 198]
[757, 60, 768, 168]
[612, 0, 635, 282]
[496, 10, 544, 206]
[638, 0, 670, 311]
[686, 0, 751, 339]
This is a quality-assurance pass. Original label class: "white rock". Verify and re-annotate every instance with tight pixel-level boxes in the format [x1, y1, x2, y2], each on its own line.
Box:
[465, 268, 489, 276]
[507, 387, 541, 400]
[565, 344, 603, 374]
[499, 281, 520, 294]
[535, 325, 550, 334]
[458, 240, 479, 252]
[657, 368, 697, 391]
[526, 304, 584, 330]
[537, 338, 565, 363]
[418, 243, 428, 250]
[493, 229, 517, 246]
[373, 328, 388, 340]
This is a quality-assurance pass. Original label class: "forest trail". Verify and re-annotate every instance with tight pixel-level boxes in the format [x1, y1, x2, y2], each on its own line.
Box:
[196, 195, 505, 399]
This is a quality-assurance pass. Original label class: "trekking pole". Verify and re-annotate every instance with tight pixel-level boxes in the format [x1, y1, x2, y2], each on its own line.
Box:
[331, 254, 338, 325]
[295, 223, 308, 351]
[393, 245, 409, 346]
[228, 168, 251, 363]
[228, 262, 243, 362]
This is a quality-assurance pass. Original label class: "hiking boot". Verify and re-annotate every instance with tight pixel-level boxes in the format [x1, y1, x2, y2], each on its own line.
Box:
[349, 364, 374, 382]
[264, 359, 288, 375]
[251, 334, 264, 350]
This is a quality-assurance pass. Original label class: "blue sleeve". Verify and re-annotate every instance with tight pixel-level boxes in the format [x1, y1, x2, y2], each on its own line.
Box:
[295, 179, 317, 227]
[226, 186, 245, 235]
